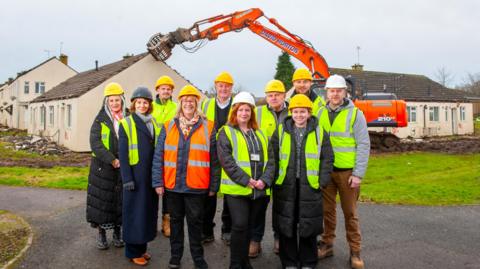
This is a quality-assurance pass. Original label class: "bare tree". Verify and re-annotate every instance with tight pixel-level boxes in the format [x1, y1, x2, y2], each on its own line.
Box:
[434, 67, 454, 87]
[458, 72, 480, 95]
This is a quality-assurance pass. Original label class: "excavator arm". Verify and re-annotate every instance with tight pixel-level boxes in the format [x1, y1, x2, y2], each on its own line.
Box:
[147, 8, 408, 135]
[147, 8, 330, 80]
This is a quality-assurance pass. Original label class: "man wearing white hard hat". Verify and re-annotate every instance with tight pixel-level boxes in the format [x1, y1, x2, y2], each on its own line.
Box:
[316, 74, 370, 269]
[214, 91, 275, 269]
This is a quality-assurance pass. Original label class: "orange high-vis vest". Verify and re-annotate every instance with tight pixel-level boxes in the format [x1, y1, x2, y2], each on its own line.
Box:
[163, 118, 214, 190]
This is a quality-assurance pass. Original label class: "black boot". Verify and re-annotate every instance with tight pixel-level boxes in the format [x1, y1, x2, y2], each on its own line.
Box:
[97, 227, 109, 250]
[112, 226, 125, 248]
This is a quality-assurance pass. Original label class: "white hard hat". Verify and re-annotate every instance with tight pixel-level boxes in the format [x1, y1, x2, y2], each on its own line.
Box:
[325, 74, 347, 89]
[232, 91, 255, 106]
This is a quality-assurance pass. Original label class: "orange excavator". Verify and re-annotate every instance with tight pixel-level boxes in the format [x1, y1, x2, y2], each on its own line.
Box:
[147, 8, 407, 148]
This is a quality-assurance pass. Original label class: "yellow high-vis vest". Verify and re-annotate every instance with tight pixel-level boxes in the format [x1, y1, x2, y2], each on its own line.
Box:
[317, 106, 357, 168]
[120, 115, 161, 165]
[276, 123, 323, 189]
[219, 126, 270, 196]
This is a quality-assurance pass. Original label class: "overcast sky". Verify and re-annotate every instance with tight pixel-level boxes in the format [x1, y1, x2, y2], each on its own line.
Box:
[1, 0, 479, 96]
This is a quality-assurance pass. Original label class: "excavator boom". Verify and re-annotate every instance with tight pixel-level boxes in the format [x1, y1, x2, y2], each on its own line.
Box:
[147, 8, 408, 139]
[147, 8, 329, 80]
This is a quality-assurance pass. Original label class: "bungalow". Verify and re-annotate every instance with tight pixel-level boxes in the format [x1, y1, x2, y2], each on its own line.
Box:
[330, 65, 474, 138]
[29, 53, 198, 152]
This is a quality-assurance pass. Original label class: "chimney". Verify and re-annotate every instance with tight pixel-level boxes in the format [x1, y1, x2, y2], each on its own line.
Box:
[352, 64, 364, 71]
[59, 54, 68, 65]
[95, 60, 99, 71]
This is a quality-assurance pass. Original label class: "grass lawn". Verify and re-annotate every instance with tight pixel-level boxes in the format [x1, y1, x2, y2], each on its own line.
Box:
[0, 152, 479, 205]
[0, 166, 89, 190]
[361, 152, 480, 205]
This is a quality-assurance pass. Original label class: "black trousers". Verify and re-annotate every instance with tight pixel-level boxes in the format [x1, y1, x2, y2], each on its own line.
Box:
[279, 232, 317, 268]
[125, 243, 147, 259]
[221, 198, 232, 234]
[202, 194, 217, 236]
[167, 191, 206, 264]
[162, 195, 168, 214]
[226, 195, 270, 269]
[250, 196, 269, 242]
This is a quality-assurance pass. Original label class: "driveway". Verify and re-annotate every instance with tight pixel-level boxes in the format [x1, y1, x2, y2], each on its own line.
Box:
[1, 186, 479, 269]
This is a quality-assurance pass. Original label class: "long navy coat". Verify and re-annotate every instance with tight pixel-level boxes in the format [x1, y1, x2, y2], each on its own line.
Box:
[118, 113, 158, 244]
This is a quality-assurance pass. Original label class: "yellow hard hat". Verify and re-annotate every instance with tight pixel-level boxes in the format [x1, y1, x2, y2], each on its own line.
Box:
[178, 85, 201, 100]
[104, 82, 124, 97]
[288, 94, 313, 111]
[265, 79, 286, 93]
[155, 75, 175, 89]
[292, 68, 313, 82]
[214, 72, 234, 84]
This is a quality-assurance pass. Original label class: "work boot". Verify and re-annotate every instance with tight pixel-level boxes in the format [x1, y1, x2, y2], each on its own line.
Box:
[317, 241, 333, 259]
[112, 226, 125, 248]
[248, 241, 262, 258]
[162, 214, 171, 237]
[221, 232, 231, 245]
[96, 228, 109, 250]
[273, 238, 280, 254]
[350, 252, 365, 269]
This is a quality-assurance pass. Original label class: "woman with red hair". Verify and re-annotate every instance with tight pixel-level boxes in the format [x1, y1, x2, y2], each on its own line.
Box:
[215, 91, 275, 269]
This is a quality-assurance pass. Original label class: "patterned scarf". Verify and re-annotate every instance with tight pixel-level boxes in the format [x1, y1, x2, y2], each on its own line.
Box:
[178, 113, 200, 137]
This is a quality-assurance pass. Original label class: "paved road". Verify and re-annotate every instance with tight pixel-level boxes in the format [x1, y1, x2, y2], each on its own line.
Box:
[1, 186, 479, 269]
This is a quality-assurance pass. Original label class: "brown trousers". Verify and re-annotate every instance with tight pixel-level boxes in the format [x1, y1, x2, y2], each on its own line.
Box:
[321, 170, 361, 253]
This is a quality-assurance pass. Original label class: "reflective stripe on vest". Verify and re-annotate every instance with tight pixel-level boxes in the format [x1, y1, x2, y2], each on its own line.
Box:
[317, 106, 357, 168]
[255, 105, 277, 139]
[219, 126, 270, 196]
[152, 99, 178, 124]
[92, 122, 110, 157]
[163, 119, 214, 190]
[312, 95, 326, 116]
[201, 97, 232, 122]
[119, 115, 161, 165]
[276, 123, 323, 189]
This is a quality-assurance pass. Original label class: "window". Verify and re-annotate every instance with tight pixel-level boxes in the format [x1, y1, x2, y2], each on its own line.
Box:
[407, 106, 417, 123]
[49, 106, 54, 125]
[460, 106, 466, 121]
[40, 106, 46, 126]
[35, 82, 45, 94]
[429, 106, 439, 122]
[24, 82, 29, 94]
[66, 104, 72, 127]
[445, 107, 448, 121]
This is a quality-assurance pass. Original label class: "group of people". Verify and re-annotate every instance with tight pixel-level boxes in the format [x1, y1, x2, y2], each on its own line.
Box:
[86, 68, 370, 269]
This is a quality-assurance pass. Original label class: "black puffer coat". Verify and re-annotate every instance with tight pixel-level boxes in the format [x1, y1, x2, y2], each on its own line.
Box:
[86, 108, 123, 226]
[270, 116, 334, 238]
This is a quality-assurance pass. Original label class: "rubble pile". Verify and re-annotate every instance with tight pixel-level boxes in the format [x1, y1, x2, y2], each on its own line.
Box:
[0, 126, 90, 167]
[373, 136, 480, 154]
[2, 134, 70, 156]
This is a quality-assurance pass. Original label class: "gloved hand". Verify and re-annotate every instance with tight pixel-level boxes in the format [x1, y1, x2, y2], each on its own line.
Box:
[123, 181, 135, 191]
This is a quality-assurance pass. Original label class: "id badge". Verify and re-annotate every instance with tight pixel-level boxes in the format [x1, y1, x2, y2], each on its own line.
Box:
[250, 153, 260, 162]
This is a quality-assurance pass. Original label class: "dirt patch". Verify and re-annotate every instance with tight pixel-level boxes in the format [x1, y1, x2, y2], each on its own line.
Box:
[372, 136, 480, 154]
[0, 153, 90, 168]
